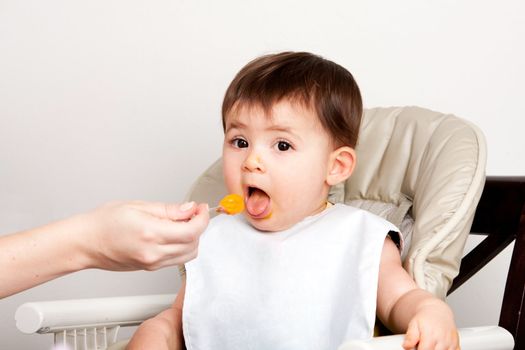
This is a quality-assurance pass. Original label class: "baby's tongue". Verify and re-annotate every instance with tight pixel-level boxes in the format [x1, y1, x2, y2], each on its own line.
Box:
[246, 188, 271, 218]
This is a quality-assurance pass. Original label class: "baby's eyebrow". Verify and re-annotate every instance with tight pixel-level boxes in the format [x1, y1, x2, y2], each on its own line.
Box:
[225, 120, 247, 132]
[268, 125, 295, 133]
[267, 125, 303, 142]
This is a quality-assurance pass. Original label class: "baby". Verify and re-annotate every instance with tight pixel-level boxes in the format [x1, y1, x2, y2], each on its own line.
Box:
[128, 52, 458, 350]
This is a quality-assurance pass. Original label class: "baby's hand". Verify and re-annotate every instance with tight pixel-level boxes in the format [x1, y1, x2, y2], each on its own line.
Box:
[402, 304, 459, 350]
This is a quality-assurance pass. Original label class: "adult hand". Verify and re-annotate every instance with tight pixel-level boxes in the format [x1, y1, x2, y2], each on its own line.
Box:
[85, 201, 209, 271]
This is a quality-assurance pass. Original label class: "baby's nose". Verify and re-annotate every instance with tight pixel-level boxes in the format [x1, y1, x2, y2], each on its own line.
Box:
[243, 153, 265, 173]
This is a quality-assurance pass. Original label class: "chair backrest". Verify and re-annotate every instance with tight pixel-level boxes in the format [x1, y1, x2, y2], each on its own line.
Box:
[187, 106, 487, 300]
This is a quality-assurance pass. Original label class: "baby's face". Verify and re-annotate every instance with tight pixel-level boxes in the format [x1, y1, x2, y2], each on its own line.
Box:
[222, 100, 335, 232]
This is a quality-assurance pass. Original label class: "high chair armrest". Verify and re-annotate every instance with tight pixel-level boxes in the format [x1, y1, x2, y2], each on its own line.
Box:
[15, 294, 175, 334]
[16, 296, 514, 350]
[338, 326, 514, 350]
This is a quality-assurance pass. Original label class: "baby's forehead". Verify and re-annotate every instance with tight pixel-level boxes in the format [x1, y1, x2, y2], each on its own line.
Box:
[224, 100, 334, 143]
[225, 99, 318, 122]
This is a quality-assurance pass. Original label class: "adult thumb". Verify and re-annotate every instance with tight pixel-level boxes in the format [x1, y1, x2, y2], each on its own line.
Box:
[137, 201, 198, 221]
[165, 202, 198, 221]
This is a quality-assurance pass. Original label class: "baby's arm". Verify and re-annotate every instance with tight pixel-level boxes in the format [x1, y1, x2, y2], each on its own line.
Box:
[126, 279, 186, 350]
[376, 237, 459, 350]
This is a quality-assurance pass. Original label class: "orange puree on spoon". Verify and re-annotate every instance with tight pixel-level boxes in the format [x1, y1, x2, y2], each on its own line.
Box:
[212, 194, 245, 215]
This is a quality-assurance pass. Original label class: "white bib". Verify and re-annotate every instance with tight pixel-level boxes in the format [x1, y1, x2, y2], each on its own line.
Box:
[183, 203, 398, 350]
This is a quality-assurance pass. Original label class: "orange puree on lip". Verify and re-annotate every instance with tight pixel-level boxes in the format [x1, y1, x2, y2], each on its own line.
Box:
[218, 194, 245, 215]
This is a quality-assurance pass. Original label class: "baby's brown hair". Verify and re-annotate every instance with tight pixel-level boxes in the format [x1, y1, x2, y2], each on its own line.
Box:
[222, 51, 363, 148]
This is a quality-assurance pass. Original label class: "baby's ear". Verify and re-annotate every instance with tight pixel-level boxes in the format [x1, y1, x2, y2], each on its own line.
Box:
[326, 146, 356, 186]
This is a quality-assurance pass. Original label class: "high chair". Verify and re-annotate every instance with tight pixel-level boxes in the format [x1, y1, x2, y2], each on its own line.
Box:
[15, 106, 523, 349]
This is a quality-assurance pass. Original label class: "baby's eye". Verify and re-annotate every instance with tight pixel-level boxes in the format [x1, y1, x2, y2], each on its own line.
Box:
[232, 138, 249, 148]
[276, 141, 292, 151]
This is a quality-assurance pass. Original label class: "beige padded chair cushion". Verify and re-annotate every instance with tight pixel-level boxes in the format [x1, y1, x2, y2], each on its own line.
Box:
[186, 106, 486, 300]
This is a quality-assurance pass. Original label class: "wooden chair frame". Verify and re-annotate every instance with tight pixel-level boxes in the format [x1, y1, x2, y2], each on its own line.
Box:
[449, 176, 525, 349]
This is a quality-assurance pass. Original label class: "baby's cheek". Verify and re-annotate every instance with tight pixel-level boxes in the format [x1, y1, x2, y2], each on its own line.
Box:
[223, 173, 240, 194]
[222, 158, 241, 187]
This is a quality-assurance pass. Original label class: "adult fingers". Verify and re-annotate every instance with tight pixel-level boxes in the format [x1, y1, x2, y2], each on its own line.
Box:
[142, 244, 200, 270]
[143, 206, 209, 244]
[165, 202, 199, 221]
[132, 201, 200, 222]
[158, 250, 199, 269]
[160, 202, 209, 222]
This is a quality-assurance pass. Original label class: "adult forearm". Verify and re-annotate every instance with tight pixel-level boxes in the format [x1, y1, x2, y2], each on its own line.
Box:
[0, 213, 93, 298]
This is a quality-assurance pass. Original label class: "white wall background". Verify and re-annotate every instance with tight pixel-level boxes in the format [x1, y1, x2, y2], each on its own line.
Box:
[1, 0, 523, 348]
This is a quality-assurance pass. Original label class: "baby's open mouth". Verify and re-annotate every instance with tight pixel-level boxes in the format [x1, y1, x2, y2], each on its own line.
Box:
[245, 186, 272, 219]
